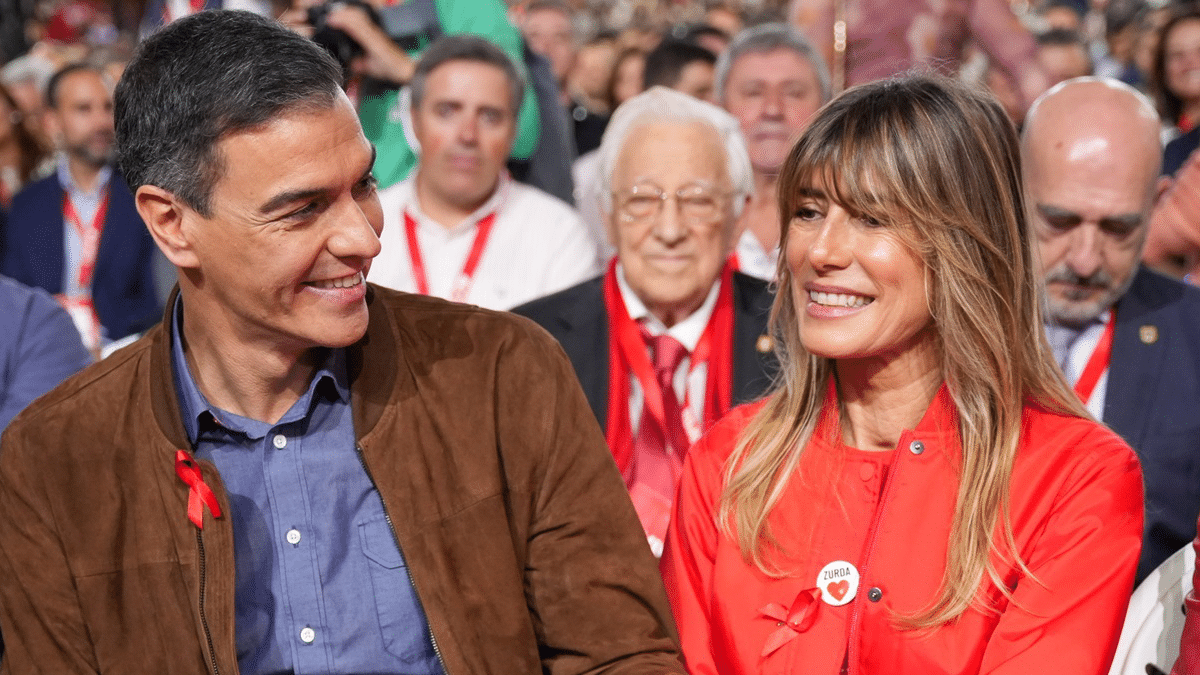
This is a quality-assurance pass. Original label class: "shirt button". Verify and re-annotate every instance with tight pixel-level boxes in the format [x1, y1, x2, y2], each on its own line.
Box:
[868, 587, 883, 602]
[286, 528, 301, 545]
[859, 463, 875, 481]
[909, 440, 925, 455]
[299, 626, 316, 644]
[273, 434, 287, 449]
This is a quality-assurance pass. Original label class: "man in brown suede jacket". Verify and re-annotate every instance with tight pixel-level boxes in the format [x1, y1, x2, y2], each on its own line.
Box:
[0, 11, 685, 674]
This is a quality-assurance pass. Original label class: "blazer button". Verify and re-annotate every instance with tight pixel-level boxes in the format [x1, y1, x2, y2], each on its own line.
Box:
[908, 440, 924, 455]
[868, 587, 883, 602]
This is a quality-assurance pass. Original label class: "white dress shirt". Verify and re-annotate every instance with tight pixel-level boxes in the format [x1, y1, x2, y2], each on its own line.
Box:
[1047, 311, 1111, 421]
[616, 263, 721, 440]
[369, 174, 602, 310]
[735, 229, 779, 282]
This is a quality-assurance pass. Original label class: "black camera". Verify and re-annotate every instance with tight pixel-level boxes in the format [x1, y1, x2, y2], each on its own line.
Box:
[306, 0, 381, 74]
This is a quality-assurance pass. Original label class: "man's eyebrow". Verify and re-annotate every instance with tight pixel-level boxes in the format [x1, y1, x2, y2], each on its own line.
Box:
[258, 145, 378, 215]
[1099, 213, 1145, 230]
[1035, 204, 1081, 221]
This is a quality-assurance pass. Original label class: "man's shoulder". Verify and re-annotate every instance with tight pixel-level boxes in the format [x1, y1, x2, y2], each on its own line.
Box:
[8, 174, 61, 213]
[1, 325, 159, 456]
[370, 283, 564, 357]
[510, 276, 604, 327]
[1122, 266, 1200, 328]
[503, 180, 584, 224]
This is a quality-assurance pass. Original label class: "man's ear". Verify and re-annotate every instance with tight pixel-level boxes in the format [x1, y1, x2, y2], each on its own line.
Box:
[135, 184, 200, 270]
[1154, 174, 1174, 207]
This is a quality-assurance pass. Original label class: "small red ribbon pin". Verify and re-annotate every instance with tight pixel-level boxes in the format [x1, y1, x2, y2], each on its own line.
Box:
[174, 450, 221, 529]
[758, 587, 822, 657]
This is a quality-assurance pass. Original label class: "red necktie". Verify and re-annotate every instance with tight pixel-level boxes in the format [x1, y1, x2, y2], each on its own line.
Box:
[627, 330, 690, 544]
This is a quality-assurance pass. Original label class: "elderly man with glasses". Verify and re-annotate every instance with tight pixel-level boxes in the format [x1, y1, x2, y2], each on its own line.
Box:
[515, 86, 777, 557]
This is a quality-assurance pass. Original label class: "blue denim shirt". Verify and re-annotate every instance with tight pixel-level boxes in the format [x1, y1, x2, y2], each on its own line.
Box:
[169, 299, 443, 675]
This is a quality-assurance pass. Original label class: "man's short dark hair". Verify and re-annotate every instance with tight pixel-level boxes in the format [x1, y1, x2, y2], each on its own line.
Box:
[114, 10, 343, 217]
[409, 34, 525, 114]
[45, 62, 104, 109]
[642, 39, 716, 90]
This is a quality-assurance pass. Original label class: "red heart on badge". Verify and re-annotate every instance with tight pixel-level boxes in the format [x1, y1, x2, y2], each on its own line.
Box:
[827, 579, 849, 601]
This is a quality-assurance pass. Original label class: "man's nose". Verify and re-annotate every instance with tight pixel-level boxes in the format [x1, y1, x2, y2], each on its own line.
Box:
[1064, 224, 1104, 279]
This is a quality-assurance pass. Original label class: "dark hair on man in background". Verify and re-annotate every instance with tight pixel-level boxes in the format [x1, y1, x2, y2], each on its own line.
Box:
[114, 10, 343, 218]
[409, 34, 526, 114]
[44, 63, 105, 110]
[642, 39, 716, 89]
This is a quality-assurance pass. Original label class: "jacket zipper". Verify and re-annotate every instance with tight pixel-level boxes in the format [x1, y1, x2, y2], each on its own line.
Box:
[196, 528, 221, 675]
[354, 442, 448, 673]
[844, 437, 909, 675]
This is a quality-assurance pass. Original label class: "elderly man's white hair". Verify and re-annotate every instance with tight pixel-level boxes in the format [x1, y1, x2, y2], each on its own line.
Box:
[595, 86, 755, 218]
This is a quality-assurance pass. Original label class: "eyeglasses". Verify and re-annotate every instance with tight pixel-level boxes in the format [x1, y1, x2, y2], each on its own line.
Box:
[613, 182, 731, 226]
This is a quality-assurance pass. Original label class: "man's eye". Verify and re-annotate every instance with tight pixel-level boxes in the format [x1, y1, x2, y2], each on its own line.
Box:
[353, 176, 378, 200]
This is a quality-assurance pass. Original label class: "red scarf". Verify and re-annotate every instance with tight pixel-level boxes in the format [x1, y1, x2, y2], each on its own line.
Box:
[602, 259, 735, 475]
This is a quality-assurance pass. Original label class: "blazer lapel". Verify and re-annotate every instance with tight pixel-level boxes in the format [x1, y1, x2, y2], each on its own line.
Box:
[1104, 268, 1169, 449]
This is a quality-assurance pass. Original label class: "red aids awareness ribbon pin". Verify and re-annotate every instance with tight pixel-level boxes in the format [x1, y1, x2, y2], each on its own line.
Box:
[174, 450, 221, 529]
[758, 587, 822, 656]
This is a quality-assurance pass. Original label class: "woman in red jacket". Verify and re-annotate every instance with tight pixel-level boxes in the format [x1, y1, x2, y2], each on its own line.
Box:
[660, 75, 1145, 675]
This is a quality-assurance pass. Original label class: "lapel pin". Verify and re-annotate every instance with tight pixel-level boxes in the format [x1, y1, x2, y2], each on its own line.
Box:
[756, 335, 774, 354]
[1139, 325, 1158, 345]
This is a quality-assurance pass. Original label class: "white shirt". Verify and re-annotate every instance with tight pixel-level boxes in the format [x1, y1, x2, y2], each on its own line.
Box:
[369, 174, 602, 310]
[1047, 311, 1111, 421]
[735, 229, 779, 282]
[617, 263, 721, 439]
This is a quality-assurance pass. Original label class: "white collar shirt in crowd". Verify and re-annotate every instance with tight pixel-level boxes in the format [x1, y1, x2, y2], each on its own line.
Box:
[1046, 309, 1111, 420]
[368, 173, 602, 310]
[616, 262, 721, 435]
[734, 229, 779, 282]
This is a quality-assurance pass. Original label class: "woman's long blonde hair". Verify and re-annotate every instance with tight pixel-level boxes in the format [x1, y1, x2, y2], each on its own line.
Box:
[718, 75, 1089, 628]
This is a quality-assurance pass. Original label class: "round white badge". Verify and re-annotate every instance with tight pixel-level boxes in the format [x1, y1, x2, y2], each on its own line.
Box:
[815, 560, 860, 606]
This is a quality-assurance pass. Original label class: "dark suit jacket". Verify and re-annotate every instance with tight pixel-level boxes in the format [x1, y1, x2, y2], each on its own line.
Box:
[1, 172, 161, 342]
[513, 271, 778, 431]
[1104, 266, 1200, 583]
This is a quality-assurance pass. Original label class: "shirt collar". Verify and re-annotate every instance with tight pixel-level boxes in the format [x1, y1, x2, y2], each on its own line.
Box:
[56, 158, 112, 198]
[614, 261, 721, 352]
[407, 171, 510, 235]
[168, 296, 349, 444]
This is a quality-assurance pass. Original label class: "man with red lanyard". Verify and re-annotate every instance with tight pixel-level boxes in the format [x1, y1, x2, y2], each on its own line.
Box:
[1, 63, 160, 356]
[1023, 76, 1200, 585]
[368, 34, 600, 310]
[515, 87, 778, 557]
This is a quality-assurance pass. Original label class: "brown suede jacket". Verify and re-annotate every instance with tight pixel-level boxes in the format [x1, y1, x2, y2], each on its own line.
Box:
[0, 285, 686, 675]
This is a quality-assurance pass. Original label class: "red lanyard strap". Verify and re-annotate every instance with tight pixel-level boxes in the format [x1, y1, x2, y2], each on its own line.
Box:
[403, 210, 497, 302]
[1074, 312, 1116, 404]
[63, 188, 110, 289]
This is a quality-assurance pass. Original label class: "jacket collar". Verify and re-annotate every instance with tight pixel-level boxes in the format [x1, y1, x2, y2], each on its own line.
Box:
[149, 284, 399, 450]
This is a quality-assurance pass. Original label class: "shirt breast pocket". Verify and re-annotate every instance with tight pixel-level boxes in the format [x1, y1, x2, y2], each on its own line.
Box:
[357, 513, 442, 670]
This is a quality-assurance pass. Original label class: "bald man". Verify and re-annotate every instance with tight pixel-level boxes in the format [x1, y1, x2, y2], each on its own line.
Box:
[1023, 77, 1200, 584]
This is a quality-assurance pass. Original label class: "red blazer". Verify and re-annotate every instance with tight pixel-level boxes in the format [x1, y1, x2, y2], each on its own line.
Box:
[662, 384, 1144, 675]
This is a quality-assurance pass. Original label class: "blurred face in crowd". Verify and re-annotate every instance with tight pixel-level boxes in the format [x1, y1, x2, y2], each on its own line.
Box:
[1164, 18, 1200, 108]
[1041, 6, 1082, 32]
[611, 52, 645, 107]
[522, 7, 575, 84]
[674, 60, 716, 102]
[722, 48, 823, 175]
[609, 120, 736, 326]
[571, 40, 617, 104]
[48, 69, 114, 168]
[1024, 80, 1163, 326]
[1038, 43, 1092, 85]
[163, 94, 383, 355]
[412, 59, 517, 216]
